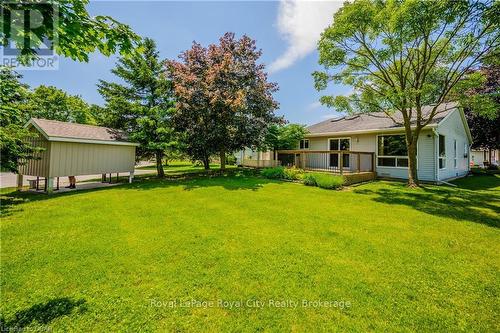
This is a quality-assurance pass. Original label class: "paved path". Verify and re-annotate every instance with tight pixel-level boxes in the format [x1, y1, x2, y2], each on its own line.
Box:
[0, 168, 156, 189]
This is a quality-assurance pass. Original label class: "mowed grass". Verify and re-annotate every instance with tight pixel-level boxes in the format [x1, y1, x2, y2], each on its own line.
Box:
[1, 172, 499, 332]
[137, 160, 237, 175]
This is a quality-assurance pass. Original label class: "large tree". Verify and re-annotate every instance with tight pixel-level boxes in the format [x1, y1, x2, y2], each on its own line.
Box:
[1, 0, 139, 62]
[25, 85, 95, 124]
[0, 67, 40, 172]
[263, 124, 308, 151]
[167, 32, 281, 170]
[98, 38, 175, 178]
[314, 0, 499, 186]
[462, 64, 500, 152]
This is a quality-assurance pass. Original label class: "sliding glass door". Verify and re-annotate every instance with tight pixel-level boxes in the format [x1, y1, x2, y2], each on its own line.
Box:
[329, 138, 350, 169]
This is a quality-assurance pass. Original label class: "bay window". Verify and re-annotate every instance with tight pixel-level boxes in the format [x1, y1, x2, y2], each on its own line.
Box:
[377, 135, 409, 168]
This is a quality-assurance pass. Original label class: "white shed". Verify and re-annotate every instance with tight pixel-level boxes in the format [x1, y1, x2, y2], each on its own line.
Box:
[18, 118, 139, 193]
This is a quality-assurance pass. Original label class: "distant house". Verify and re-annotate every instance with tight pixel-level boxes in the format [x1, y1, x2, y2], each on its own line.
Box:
[18, 118, 139, 193]
[240, 102, 473, 183]
[471, 149, 499, 167]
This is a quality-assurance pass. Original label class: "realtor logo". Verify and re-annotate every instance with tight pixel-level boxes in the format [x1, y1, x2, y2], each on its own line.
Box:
[1, 1, 59, 70]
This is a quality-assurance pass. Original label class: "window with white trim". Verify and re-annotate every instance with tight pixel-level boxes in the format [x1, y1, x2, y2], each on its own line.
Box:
[299, 139, 309, 149]
[454, 139, 457, 168]
[439, 135, 446, 169]
[377, 135, 408, 167]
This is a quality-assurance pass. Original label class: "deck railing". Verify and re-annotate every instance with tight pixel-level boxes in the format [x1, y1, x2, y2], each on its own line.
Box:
[276, 150, 375, 175]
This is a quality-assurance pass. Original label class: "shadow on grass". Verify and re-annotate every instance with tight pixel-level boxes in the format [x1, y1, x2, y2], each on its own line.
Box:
[353, 174, 500, 228]
[1, 169, 275, 217]
[124, 168, 277, 192]
[0, 297, 86, 331]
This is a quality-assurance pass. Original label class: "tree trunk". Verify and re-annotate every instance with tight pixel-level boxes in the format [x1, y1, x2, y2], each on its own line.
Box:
[156, 151, 165, 178]
[220, 150, 226, 171]
[202, 156, 210, 170]
[164, 158, 169, 167]
[407, 141, 418, 187]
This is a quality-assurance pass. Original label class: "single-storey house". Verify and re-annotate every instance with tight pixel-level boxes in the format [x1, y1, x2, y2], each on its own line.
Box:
[18, 118, 139, 193]
[471, 148, 499, 167]
[240, 102, 473, 183]
[300, 102, 472, 182]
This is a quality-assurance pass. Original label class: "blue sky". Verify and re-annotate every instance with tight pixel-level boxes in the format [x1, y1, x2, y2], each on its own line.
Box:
[19, 1, 349, 125]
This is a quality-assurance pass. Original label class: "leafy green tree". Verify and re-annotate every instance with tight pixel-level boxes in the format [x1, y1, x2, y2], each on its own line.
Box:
[263, 124, 307, 151]
[0, 1, 139, 62]
[0, 67, 40, 173]
[98, 38, 175, 178]
[167, 32, 281, 170]
[462, 64, 500, 151]
[314, 0, 499, 186]
[25, 85, 95, 124]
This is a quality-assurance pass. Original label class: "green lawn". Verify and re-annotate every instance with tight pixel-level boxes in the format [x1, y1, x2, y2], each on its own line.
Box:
[137, 160, 237, 175]
[1, 172, 499, 332]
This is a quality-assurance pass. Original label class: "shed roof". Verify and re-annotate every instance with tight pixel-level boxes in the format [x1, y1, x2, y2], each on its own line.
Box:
[27, 118, 139, 146]
[307, 102, 458, 136]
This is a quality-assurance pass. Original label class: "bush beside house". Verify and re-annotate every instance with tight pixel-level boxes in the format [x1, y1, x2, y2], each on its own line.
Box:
[261, 167, 344, 189]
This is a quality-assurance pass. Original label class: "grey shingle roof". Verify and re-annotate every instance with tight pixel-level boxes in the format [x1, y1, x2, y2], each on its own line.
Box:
[307, 102, 458, 135]
[30, 118, 132, 143]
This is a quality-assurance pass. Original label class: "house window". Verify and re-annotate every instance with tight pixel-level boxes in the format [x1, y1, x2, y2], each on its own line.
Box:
[328, 138, 350, 168]
[439, 134, 446, 169]
[454, 139, 457, 168]
[377, 135, 408, 168]
[299, 139, 309, 149]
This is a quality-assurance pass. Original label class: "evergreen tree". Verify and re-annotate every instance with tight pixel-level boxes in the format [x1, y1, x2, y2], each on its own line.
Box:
[98, 38, 175, 178]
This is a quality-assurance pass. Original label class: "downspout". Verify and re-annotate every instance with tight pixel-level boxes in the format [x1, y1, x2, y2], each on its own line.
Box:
[432, 128, 439, 183]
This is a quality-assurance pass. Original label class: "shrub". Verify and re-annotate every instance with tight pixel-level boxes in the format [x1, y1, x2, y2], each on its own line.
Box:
[261, 166, 285, 179]
[302, 173, 317, 186]
[283, 167, 304, 180]
[487, 164, 499, 171]
[261, 166, 303, 180]
[226, 155, 237, 165]
[305, 173, 344, 189]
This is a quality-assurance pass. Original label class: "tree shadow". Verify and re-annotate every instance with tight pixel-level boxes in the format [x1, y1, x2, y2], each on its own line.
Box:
[353, 176, 500, 228]
[125, 169, 278, 192]
[0, 297, 86, 331]
[451, 173, 500, 191]
[1, 169, 276, 217]
[0, 185, 115, 217]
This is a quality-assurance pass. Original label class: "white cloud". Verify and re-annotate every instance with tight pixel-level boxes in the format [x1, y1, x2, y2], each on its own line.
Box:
[306, 101, 322, 111]
[269, 0, 344, 73]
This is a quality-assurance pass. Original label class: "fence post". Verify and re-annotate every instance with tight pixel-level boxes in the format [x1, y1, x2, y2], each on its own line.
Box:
[340, 152, 343, 175]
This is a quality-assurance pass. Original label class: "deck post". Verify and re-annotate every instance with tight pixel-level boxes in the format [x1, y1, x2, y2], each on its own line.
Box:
[340, 152, 344, 175]
[372, 153, 376, 172]
[46, 177, 54, 194]
[129, 171, 134, 183]
[357, 153, 361, 173]
[36, 177, 39, 191]
[17, 174, 23, 191]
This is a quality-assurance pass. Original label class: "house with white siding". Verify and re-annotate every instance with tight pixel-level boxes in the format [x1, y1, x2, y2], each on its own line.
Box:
[300, 102, 472, 182]
[241, 102, 473, 183]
